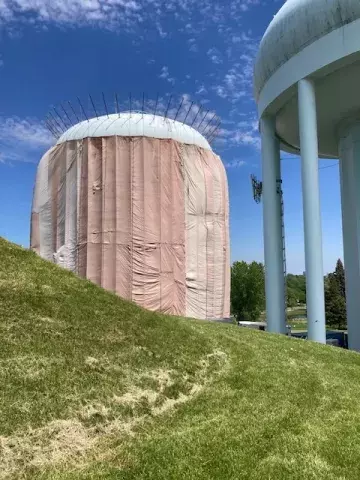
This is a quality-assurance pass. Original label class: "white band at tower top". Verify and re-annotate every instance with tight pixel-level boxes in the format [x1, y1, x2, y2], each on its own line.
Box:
[56, 112, 212, 151]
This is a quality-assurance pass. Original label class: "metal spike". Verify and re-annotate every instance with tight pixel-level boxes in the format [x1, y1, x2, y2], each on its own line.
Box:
[49, 121, 61, 137]
[197, 110, 209, 130]
[164, 95, 172, 119]
[207, 119, 221, 139]
[142, 92, 145, 116]
[182, 101, 194, 124]
[48, 111, 64, 133]
[209, 118, 221, 136]
[153, 93, 159, 118]
[61, 103, 73, 126]
[208, 127, 220, 143]
[129, 92, 132, 117]
[45, 120, 57, 137]
[102, 92, 109, 118]
[77, 97, 88, 122]
[53, 107, 68, 129]
[45, 116, 55, 133]
[191, 104, 202, 127]
[115, 93, 120, 118]
[48, 126, 58, 138]
[89, 95, 98, 119]
[47, 126, 58, 139]
[46, 116, 61, 136]
[68, 101, 80, 123]
[174, 97, 184, 121]
[201, 112, 216, 134]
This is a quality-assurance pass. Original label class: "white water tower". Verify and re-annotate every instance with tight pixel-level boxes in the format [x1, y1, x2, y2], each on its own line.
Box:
[254, 0, 360, 350]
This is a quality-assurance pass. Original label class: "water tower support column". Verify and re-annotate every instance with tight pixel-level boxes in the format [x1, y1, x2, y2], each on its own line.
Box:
[338, 122, 360, 351]
[298, 78, 326, 344]
[260, 115, 286, 334]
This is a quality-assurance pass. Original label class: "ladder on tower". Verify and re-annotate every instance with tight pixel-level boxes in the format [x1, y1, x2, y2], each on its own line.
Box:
[277, 179, 287, 319]
[251, 174, 287, 324]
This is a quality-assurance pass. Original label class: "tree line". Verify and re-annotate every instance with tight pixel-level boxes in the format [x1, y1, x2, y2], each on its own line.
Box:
[231, 259, 347, 329]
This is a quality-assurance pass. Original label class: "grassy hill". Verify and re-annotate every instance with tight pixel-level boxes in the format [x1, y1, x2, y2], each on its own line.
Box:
[1, 238, 360, 479]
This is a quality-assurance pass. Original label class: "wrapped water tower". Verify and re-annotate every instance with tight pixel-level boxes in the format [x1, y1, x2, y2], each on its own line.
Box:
[31, 100, 230, 320]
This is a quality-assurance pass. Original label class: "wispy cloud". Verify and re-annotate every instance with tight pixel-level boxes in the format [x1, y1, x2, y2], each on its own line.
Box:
[215, 117, 260, 149]
[0, 0, 262, 34]
[159, 66, 175, 85]
[0, 117, 52, 148]
[0, 0, 142, 31]
[196, 85, 208, 95]
[207, 47, 223, 64]
[214, 85, 228, 99]
[156, 21, 168, 38]
[187, 38, 198, 53]
[212, 37, 259, 104]
[0, 0, 266, 158]
[0, 117, 53, 163]
[224, 159, 247, 168]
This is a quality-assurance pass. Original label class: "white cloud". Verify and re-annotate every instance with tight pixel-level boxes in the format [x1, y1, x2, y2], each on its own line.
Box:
[0, 117, 53, 163]
[0, 0, 142, 31]
[215, 118, 260, 149]
[224, 159, 246, 168]
[0, 117, 53, 149]
[214, 85, 228, 99]
[156, 21, 168, 38]
[187, 38, 198, 53]
[0, 0, 266, 157]
[231, 118, 260, 148]
[211, 32, 259, 106]
[196, 85, 207, 95]
[159, 66, 175, 85]
[0, 0, 264, 35]
[207, 47, 222, 64]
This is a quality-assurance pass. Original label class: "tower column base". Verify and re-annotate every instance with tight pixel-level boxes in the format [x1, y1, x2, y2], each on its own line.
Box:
[338, 121, 360, 351]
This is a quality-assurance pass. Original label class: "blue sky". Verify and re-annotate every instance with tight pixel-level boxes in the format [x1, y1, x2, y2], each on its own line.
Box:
[0, 0, 342, 274]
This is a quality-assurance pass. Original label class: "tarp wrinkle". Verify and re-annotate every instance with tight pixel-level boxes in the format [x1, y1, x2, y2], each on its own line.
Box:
[31, 136, 230, 319]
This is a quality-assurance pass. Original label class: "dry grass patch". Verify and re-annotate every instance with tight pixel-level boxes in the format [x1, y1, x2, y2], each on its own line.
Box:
[0, 420, 93, 480]
[0, 355, 63, 380]
[0, 349, 228, 478]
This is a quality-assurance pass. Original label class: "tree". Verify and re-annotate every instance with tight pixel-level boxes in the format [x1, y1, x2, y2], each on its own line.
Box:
[231, 261, 265, 321]
[286, 289, 298, 308]
[334, 259, 346, 298]
[286, 274, 306, 306]
[325, 259, 347, 330]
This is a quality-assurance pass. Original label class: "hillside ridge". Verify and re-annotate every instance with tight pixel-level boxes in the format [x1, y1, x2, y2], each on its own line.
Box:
[1, 237, 360, 479]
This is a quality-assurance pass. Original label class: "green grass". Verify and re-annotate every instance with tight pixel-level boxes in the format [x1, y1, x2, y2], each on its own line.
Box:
[289, 320, 307, 331]
[2, 237, 360, 479]
[287, 308, 307, 320]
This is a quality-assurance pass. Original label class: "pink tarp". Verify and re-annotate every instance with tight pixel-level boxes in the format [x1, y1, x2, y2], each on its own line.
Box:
[31, 136, 230, 319]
